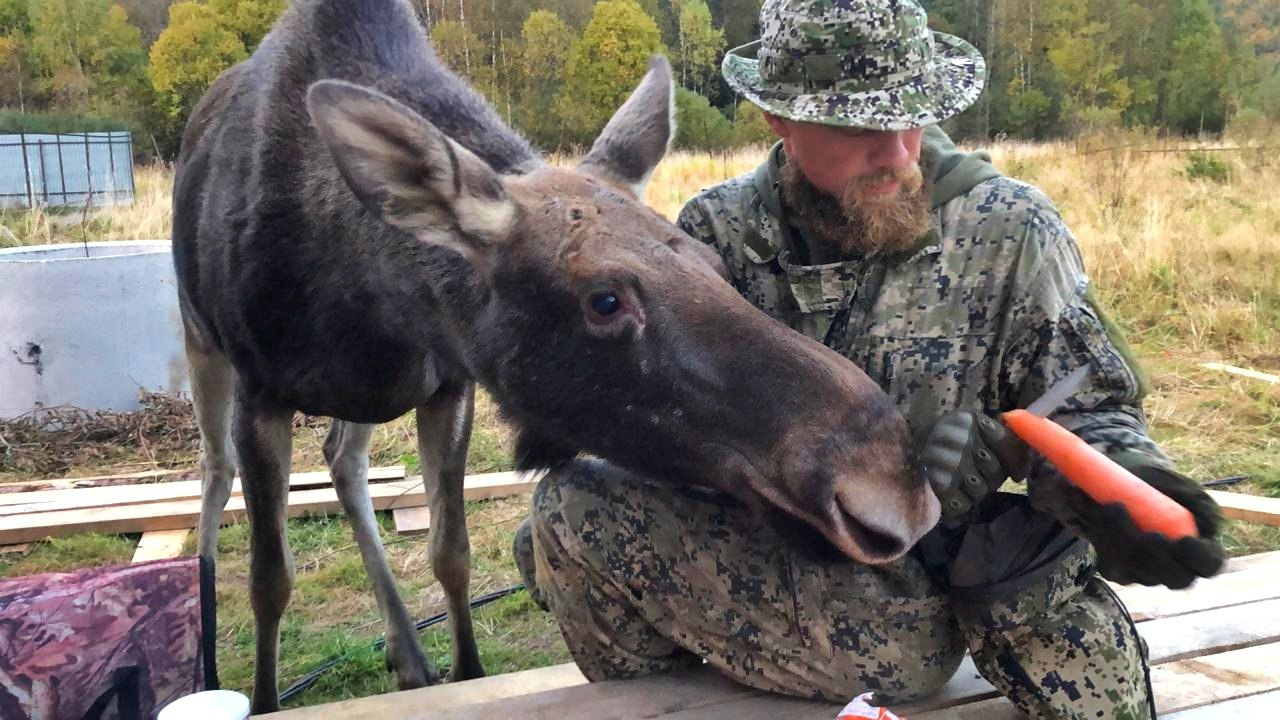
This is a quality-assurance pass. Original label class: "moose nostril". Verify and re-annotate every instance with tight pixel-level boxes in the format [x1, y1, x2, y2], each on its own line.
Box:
[844, 514, 904, 559]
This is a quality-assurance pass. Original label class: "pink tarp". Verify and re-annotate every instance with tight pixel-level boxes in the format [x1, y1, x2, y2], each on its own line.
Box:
[0, 557, 211, 719]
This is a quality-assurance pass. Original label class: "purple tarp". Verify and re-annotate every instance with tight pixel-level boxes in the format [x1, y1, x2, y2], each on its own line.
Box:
[0, 557, 211, 720]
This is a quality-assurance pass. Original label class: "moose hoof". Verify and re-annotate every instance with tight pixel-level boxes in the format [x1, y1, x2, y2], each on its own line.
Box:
[386, 646, 439, 689]
[447, 661, 486, 683]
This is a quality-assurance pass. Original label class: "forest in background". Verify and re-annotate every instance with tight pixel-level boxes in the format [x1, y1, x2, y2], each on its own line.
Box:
[0, 0, 1277, 160]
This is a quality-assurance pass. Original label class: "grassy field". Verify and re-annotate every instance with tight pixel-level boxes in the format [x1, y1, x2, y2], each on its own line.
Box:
[2, 135, 1278, 709]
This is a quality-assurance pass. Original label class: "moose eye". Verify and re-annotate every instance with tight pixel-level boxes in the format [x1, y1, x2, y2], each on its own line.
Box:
[589, 292, 621, 316]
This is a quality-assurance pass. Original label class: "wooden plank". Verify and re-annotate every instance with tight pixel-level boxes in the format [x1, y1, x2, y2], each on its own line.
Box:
[392, 506, 430, 535]
[0, 468, 196, 494]
[1151, 642, 1280, 715]
[1212, 550, 1280, 574]
[0, 471, 541, 544]
[1140, 598, 1280, 663]
[901, 642, 1280, 720]
[263, 663, 587, 719]
[1199, 362, 1279, 384]
[264, 584, 1280, 720]
[0, 466, 407, 514]
[1207, 490, 1280, 527]
[530, 641, 1280, 720]
[131, 528, 190, 562]
[1111, 551, 1280, 621]
[1161, 690, 1280, 719]
[263, 664, 754, 720]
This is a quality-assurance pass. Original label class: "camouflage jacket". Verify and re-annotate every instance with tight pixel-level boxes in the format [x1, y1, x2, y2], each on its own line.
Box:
[675, 126, 1171, 483]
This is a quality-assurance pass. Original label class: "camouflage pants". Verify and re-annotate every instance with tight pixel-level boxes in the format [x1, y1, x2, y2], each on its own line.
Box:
[513, 459, 1155, 719]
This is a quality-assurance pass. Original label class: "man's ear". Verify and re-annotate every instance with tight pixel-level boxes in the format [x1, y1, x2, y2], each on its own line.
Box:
[762, 111, 791, 138]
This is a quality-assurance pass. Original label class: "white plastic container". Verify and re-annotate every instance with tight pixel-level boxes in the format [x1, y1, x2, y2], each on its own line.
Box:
[0, 240, 190, 421]
[156, 690, 251, 720]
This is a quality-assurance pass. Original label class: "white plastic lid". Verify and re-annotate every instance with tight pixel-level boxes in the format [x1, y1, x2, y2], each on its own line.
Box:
[156, 690, 251, 720]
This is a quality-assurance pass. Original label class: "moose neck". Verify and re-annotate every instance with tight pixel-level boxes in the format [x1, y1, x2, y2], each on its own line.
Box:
[279, 0, 540, 175]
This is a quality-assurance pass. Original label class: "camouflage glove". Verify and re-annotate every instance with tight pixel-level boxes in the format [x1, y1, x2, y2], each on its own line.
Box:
[1029, 458, 1226, 589]
[916, 410, 1029, 523]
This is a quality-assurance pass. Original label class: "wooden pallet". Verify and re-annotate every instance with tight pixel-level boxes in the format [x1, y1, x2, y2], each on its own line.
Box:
[266, 551, 1280, 719]
[0, 467, 543, 548]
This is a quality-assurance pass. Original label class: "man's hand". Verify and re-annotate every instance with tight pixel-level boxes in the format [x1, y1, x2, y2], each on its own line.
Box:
[1029, 460, 1226, 589]
[917, 410, 1028, 522]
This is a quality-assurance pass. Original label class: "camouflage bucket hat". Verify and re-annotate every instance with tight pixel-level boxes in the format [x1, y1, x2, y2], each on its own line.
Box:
[723, 0, 987, 131]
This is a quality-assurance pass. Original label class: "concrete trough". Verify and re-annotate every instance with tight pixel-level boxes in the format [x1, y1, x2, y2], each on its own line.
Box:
[0, 240, 189, 421]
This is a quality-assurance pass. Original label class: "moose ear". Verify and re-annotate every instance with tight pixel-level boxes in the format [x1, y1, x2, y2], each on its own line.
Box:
[577, 55, 675, 200]
[306, 79, 516, 260]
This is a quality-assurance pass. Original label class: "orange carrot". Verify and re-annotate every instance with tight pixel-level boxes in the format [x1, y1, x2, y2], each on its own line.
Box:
[1000, 409, 1198, 539]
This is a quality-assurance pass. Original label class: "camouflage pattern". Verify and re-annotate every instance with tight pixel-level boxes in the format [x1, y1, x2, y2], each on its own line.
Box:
[722, 0, 987, 130]
[675, 130, 1169, 470]
[0, 557, 207, 718]
[954, 539, 1153, 720]
[514, 465, 1153, 717]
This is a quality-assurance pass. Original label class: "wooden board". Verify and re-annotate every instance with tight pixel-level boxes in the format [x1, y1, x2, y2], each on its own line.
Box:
[0, 468, 198, 494]
[131, 528, 191, 562]
[266, 664, 588, 720]
[0, 466, 408, 514]
[1207, 489, 1280, 527]
[264, 552, 1280, 719]
[392, 506, 431, 535]
[1113, 560, 1280, 622]
[1161, 690, 1280, 719]
[1199, 362, 1279, 384]
[273, 641, 1280, 720]
[0, 471, 541, 545]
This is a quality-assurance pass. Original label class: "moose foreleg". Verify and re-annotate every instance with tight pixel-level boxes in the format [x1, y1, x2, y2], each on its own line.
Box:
[232, 401, 295, 714]
[325, 420, 437, 688]
[185, 328, 236, 564]
[417, 384, 484, 681]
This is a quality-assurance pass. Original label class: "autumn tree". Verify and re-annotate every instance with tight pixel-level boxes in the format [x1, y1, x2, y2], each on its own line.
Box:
[674, 86, 732, 149]
[730, 98, 773, 146]
[118, 0, 178, 47]
[709, 0, 761, 50]
[676, 0, 724, 94]
[0, 0, 30, 111]
[515, 9, 575, 147]
[25, 0, 148, 117]
[148, 1, 247, 152]
[557, 0, 666, 146]
[1163, 0, 1229, 133]
[1044, 0, 1133, 131]
[208, 0, 285, 51]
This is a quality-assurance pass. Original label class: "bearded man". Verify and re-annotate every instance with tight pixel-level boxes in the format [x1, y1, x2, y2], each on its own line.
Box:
[513, 1, 1226, 718]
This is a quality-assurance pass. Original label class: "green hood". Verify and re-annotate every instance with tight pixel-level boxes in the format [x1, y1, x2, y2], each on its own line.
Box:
[920, 124, 1003, 207]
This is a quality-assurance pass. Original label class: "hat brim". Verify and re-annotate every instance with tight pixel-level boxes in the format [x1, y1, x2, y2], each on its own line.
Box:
[722, 32, 987, 132]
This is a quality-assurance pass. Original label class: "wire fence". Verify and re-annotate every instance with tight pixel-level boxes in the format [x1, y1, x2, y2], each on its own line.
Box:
[0, 132, 135, 210]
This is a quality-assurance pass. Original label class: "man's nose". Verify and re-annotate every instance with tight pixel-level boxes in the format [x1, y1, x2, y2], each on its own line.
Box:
[868, 130, 911, 170]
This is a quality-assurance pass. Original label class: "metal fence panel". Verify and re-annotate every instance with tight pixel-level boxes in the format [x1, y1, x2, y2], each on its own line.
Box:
[0, 132, 135, 209]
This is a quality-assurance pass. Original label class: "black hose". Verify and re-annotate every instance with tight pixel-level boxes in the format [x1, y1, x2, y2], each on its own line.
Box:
[278, 583, 526, 703]
[1203, 475, 1249, 488]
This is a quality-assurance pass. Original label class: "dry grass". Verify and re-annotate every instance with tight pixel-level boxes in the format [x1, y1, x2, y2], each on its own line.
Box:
[0, 163, 175, 248]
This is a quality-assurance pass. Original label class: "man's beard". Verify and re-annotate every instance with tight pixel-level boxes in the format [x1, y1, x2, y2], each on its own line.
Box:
[781, 158, 932, 257]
